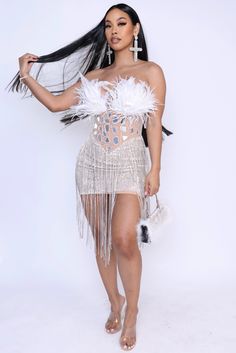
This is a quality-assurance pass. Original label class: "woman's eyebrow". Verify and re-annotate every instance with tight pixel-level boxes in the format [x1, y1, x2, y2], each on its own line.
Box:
[105, 17, 127, 23]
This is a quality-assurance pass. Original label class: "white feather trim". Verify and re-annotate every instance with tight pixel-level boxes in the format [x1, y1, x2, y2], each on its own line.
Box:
[136, 202, 173, 245]
[69, 72, 159, 125]
[149, 203, 172, 225]
[107, 76, 159, 127]
[69, 72, 109, 119]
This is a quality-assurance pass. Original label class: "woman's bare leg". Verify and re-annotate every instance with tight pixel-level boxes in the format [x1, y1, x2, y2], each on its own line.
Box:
[111, 193, 142, 349]
[81, 194, 125, 332]
[95, 249, 125, 332]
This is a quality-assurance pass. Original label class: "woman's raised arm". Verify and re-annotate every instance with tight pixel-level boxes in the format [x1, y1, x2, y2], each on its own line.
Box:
[18, 53, 81, 112]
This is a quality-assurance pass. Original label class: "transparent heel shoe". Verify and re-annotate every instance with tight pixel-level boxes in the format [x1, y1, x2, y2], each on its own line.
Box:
[119, 324, 136, 350]
[105, 296, 126, 334]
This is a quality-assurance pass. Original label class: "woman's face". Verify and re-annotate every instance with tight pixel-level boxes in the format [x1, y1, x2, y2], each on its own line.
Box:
[104, 8, 139, 51]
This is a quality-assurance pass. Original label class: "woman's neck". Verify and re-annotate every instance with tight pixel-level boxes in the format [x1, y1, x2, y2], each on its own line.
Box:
[112, 48, 137, 69]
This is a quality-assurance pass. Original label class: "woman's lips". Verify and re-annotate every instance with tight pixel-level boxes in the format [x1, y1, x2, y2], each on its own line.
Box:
[111, 37, 121, 44]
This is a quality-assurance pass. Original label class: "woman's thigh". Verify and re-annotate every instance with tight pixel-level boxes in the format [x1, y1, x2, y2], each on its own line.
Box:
[111, 193, 141, 246]
[80, 193, 142, 252]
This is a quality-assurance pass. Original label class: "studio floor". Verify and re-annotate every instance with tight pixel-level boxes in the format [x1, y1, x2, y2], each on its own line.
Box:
[0, 278, 235, 353]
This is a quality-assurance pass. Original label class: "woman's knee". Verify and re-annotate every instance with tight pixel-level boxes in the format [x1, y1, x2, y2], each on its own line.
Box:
[113, 233, 138, 259]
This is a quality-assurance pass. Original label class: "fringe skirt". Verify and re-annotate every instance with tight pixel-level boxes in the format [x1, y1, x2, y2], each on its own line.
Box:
[74, 134, 150, 266]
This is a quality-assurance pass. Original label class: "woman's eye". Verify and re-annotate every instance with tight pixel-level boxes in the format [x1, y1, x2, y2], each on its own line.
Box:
[105, 22, 126, 29]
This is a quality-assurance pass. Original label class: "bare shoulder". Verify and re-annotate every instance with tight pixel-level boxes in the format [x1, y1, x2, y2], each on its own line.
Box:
[142, 61, 166, 103]
[143, 61, 166, 85]
[84, 68, 106, 80]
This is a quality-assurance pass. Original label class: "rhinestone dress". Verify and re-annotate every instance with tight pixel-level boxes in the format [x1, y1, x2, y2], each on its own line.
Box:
[69, 72, 160, 265]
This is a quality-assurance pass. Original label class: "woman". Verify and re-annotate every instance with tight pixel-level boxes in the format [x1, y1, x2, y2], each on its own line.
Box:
[8, 3, 172, 350]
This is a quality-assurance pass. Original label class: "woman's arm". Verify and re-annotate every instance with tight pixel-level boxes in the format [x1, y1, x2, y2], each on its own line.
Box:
[20, 74, 81, 112]
[18, 53, 81, 112]
[145, 62, 166, 196]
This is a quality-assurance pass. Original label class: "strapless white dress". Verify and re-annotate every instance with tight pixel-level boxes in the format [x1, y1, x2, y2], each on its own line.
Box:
[69, 72, 161, 265]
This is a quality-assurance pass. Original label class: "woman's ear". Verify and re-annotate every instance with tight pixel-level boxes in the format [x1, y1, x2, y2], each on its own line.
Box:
[134, 22, 140, 36]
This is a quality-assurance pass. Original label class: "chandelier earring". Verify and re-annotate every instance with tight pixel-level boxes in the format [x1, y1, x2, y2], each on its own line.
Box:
[129, 34, 142, 62]
[106, 43, 113, 65]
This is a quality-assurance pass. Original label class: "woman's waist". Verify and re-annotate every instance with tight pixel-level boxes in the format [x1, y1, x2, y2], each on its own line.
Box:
[77, 135, 147, 171]
[88, 132, 145, 152]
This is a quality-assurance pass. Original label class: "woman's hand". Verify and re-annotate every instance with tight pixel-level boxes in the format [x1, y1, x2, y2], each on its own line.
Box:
[18, 53, 39, 76]
[144, 169, 160, 196]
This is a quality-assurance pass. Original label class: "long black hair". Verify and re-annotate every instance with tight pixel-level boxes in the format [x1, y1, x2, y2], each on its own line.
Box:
[6, 3, 173, 144]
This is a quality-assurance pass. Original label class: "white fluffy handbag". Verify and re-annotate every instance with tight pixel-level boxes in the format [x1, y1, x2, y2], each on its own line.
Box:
[136, 194, 172, 244]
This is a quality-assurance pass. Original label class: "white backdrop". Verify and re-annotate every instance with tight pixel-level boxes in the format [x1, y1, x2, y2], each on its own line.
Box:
[1, 1, 236, 352]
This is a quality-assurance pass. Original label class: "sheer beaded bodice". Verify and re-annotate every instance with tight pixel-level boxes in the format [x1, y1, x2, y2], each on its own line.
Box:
[92, 112, 142, 151]
[69, 71, 158, 151]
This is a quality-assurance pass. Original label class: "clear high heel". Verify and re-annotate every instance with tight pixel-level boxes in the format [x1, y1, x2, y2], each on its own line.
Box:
[119, 324, 137, 350]
[105, 296, 126, 334]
